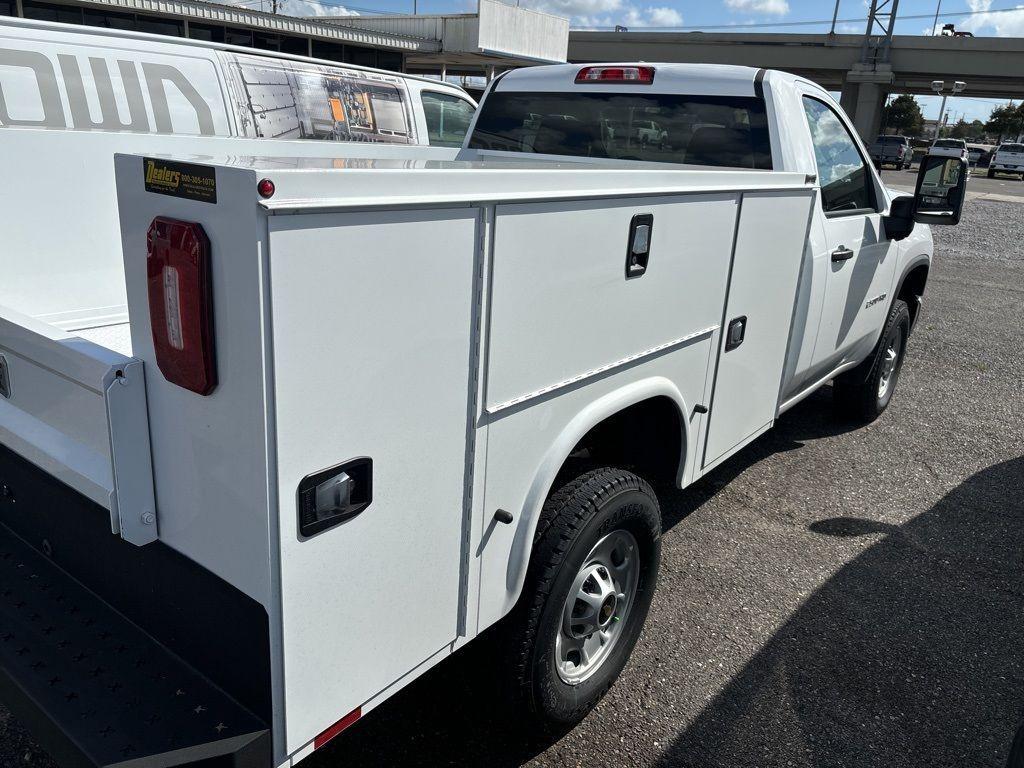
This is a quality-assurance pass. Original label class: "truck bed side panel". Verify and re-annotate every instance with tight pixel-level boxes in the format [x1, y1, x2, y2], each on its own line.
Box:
[266, 209, 480, 752]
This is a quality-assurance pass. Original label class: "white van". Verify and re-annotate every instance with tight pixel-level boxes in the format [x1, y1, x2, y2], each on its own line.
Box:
[0, 16, 476, 145]
[0, 16, 476, 328]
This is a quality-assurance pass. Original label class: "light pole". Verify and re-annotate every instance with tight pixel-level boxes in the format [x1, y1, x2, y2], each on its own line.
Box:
[931, 80, 965, 138]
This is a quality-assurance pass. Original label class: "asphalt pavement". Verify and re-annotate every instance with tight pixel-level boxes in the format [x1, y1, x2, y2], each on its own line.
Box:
[3, 197, 1023, 768]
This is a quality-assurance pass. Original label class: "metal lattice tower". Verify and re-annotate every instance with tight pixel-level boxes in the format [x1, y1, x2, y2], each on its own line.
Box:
[860, 0, 900, 66]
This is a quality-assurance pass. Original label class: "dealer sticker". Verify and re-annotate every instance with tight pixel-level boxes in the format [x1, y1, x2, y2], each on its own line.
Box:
[143, 158, 217, 204]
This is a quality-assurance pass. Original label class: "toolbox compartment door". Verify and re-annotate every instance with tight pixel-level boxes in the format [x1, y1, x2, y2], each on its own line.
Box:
[267, 208, 480, 752]
[701, 190, 815, 468]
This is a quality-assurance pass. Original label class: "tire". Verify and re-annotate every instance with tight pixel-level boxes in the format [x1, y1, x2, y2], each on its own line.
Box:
[988, 168, 996, 179]
[507, 467, 661, 729]
[833, 299, 911, 422]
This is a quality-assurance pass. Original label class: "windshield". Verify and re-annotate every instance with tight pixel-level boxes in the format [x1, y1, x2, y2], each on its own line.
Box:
[468, 91, 772, 169]
[999, 144, 1024, 153]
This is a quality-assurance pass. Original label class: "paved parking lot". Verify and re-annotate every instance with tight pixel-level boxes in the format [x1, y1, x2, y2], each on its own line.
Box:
[3, 198, 1023, 767]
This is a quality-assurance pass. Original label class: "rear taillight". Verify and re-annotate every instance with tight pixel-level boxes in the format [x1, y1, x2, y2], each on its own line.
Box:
[146, 217, 217, 395]
[575, 65, 655, 84]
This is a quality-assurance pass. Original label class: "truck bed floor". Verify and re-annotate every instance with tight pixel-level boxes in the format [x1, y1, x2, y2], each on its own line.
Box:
[0, 521, 269, 768]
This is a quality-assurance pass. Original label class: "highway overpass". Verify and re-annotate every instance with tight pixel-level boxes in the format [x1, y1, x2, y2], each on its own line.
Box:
[568, 31, 1024, 138]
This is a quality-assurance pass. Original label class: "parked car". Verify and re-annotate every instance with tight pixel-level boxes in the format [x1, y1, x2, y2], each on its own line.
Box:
[930, 137, 970, 177]
[930, 137, 969, 158]
[988, 142, 1024, 179]
[634, 119, 669, 147]
[0, 61, 967, 768]
[870, 134, 912, 169]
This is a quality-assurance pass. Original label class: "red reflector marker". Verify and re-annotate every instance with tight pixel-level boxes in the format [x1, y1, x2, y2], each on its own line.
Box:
[314, 707, 361, 750]
[575, 65, 655, 84]
[146, 217, 217, 395]
[257, 177, 276, 198]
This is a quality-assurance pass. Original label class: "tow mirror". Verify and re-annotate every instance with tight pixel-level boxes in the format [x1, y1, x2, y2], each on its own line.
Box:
[913, 155, 967, 225]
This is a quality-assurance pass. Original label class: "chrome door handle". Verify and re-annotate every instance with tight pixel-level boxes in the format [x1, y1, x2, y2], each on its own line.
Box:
[831, 246, 855, 262]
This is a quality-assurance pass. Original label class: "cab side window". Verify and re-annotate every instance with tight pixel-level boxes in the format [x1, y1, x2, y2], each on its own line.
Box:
[421, 91, 475, 147]
[802, 97, 876, 215]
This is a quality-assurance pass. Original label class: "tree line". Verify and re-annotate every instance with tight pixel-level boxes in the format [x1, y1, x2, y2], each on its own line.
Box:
[879, 94, 1024, 143]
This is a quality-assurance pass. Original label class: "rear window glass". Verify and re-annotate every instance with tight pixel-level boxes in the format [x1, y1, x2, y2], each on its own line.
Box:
[933, 139, 964, 148]
[999, 144, 1024, 152]
[878, 136, 905, 144]
[221, 52, 416, 144]
[468, 91, 772, 169]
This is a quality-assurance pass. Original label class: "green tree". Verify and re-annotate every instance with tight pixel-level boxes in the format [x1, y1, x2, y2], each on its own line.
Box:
[881, 94, 924, 136]
[986, 102, 1024, 142]
[949, 119, 970, 139]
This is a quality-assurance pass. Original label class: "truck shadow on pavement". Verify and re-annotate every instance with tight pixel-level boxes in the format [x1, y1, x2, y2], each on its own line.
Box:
[659, 387, 862, 534]
[655, 453, 1024, 768]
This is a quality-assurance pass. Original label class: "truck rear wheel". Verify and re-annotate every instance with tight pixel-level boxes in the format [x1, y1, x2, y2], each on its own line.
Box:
[508, 467, 661, 729]
[833, 298, 911, 422]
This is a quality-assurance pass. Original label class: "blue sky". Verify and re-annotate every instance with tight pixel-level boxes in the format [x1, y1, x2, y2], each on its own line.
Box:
[274, 0, 1024, 122]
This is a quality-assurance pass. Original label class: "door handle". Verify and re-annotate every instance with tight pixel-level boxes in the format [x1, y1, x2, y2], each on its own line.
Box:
[831, 246, 855, 263]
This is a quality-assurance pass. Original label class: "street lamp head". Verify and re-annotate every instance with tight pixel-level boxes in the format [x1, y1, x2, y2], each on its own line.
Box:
[931, 80, 945, 93]
[952, 81, 966, 93]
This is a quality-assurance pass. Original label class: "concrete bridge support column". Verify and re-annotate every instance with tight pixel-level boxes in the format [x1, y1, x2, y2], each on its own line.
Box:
[840, 63, 894, 141]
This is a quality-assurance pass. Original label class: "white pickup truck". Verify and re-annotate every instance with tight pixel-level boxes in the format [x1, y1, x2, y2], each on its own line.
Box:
[0, 63, 967, 768]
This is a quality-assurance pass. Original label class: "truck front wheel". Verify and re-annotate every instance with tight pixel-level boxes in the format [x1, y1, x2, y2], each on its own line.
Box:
[833, 299, 911, 422]
[508, 467, 661, 728]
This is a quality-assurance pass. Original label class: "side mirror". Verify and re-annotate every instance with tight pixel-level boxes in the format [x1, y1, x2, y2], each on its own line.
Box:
[913, 154, 967, 225]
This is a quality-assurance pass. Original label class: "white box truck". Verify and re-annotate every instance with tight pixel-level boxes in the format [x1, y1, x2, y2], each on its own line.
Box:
[0, 64, 967, 767]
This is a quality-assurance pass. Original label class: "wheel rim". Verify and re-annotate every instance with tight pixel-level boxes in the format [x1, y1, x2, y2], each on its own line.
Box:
[877, 330, 903, 400]
[555, 530, 640, 685]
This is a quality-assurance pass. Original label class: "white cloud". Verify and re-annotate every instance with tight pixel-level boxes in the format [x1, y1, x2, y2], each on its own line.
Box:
[959, 0, 1024, 37]
[524, 0, 681, 27]
[641, 5, 683, 25]
[225, 0, 360, 17]
[723, 0, 789, 16]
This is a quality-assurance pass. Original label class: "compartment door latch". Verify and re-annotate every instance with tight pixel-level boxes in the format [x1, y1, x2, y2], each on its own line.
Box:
[725, 316, 747, 352]
[625, 214, 654, 279]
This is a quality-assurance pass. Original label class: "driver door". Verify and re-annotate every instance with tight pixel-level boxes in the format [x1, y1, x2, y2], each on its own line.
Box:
[801, 95, 898, 372]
